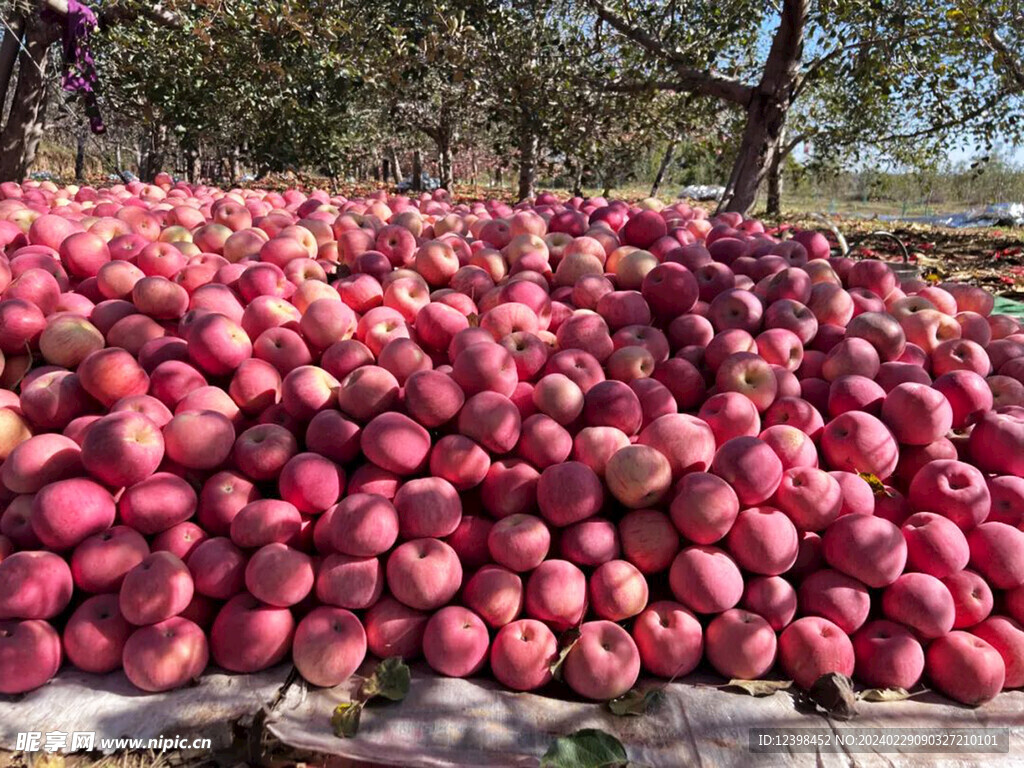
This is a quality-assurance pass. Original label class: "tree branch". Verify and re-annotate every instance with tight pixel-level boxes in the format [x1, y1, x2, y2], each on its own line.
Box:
[759, 0, 808, 99]
[90, 0, 182, 29]
[599, 78, 714, 93]
[869, 88, 1011, 144]
[583, 0, 753, 104]
[794, 28, 947, 101]
[984, 27, 1024, 91]
[779, 130, 806, 157]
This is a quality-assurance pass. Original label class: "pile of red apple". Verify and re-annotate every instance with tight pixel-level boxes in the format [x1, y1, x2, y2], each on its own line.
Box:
[0, 175, 1022, 710]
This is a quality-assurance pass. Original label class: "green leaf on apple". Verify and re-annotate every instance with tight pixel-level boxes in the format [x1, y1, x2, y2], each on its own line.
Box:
[722, 679, 793, 697]
[857, 472, 892, 497]
[540, 729, 628, 768]
[330, 701, 364, 738]
[608, 687, 665, 717]
[549, 627, 581, 682]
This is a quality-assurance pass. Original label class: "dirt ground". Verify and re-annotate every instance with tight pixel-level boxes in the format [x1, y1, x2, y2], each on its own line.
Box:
[777, 214, 1024, 295]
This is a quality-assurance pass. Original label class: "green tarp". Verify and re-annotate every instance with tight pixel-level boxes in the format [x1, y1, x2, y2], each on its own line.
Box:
[994, 295, 1024, 318]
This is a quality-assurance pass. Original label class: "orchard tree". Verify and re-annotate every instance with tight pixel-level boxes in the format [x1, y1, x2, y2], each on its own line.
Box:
[482, 0, 600, 200]
[356, 0, 498, 190]
[0, 0, 180, 181]
[765, 3, 1024, 214]
[582, 0, 1024, 213]
[98, 0, 370, 181]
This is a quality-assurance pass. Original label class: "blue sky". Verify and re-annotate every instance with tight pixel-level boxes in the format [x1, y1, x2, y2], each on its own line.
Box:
[948, 143, 1024, 167]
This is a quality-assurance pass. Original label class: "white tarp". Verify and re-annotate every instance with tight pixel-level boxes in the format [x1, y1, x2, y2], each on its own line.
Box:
[680, 185, 727, 201]
[877, 203, 1024, 229]
[2, 665, 1023, 767]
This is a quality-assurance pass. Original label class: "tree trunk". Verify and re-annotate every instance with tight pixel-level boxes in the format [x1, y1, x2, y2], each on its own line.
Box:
[186, 147, 201, 184]
[766, 128, 785, 216]
[389, 146, 402, 184]
[720, 94, 786, 213]
[136, 132, 145, 175]
[75, 127, 86, 181]
[571, 162, 583, 198]
[411, 150, 423, 192]
[720, 0, 807, 213]
[0, 14, 25, 121]
[517, 130, 538, 201]
[651, 138, 678, 198]
[141, 124, 168, 181]
[20, 82, 47, 179]
[437, 139, 453, 190]
[115, 144, 122, 172]
[230, 145, 240, 186]
[0, 17, 55, 181]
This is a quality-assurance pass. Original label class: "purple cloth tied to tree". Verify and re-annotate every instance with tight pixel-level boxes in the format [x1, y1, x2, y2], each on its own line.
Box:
[59, 0, 105, 134]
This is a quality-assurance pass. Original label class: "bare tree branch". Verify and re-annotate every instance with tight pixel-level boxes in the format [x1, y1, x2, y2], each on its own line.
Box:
[583, 0, 754, 104]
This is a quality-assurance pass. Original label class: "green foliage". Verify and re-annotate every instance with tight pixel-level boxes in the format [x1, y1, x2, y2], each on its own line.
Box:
[330, 657, 411, 739]
[607, 687, 665, 716]
[577, 0, 1024, 183]
[97, 0, 370, 173]
[541, 729, 628, 768]
[61, 0, 1024, 192]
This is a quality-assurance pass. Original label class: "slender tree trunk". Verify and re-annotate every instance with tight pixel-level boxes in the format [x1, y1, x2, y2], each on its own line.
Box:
[517, 130, 538, 201]
[186, 147, 200, 184]
[0, 14, 25, 120]
[437, 138, 453, 190]
[389, 146, 402, 184]
[571, 162, 583, 198]
[651, 138, 678, 198]
[19, 82, 47, 179]
[75, 126, 86, 181]
[411, 150, 423, 192]
[0, 17, 55, 181]
[115, 144, 122, 172]
[229, 145, 240, 185]
[766, 128, 785, 216]
[141, 124, 168, 180]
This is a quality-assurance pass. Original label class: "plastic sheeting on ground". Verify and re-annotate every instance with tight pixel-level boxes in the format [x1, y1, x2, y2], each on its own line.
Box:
[679, 185, 726, 201]
[3, 664, 1023, 767]
[877, 203, 1024, 229]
